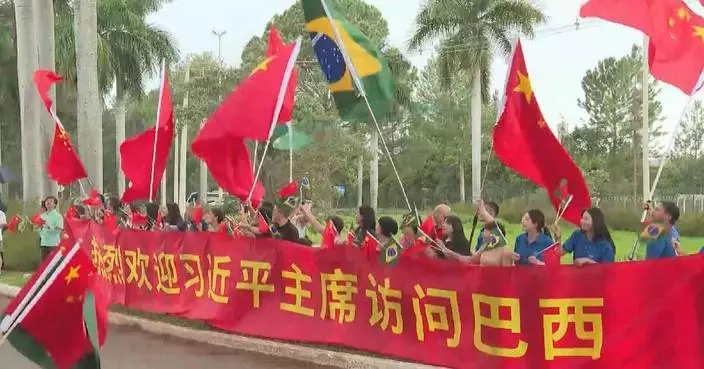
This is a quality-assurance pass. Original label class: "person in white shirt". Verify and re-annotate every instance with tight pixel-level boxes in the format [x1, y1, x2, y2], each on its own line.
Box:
[0, 208, 7, 274]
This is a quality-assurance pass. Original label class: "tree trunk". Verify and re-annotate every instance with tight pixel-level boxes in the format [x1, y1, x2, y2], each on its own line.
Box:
[172, 123, 179, 204]
[32, 0, 56, 197]
[74, 0, 103, 191]
[178, 125, 187, 213]
[356, 155, 363, 207]
[114, 82, 126, 196]
[471, 67, 482, 202]
[14, 0, 43, 203]
[369, 130, 379, 210]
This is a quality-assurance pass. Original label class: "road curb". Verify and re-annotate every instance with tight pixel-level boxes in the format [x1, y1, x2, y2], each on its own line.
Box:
[0, 283, 439, 369]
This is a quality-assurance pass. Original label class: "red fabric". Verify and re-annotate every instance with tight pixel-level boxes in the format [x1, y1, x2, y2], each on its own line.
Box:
[120, 69, 174, 203]
[31, 214, 45, 226]
[4, 244, 104, 369]
[64, 206, 79, 221]
[277, 181, 298, 199]
[130, 212, 147, 227]
[267, 25, 296, 125]
[197, 39, 298, 142]
[103, 210, 118, 234]
[403, 237, 428, 258]
[6, 214, 21, 233]
[192, 205, 203, 225]
[82, 188, 102, 207]
[320, 220, 337, 248]
[33, 70, 88, 185]
[493, 41, 591, 226]
[257, 212, 269, 234]
[346, 229, 355, 246]
[419, 216, 445, 242]
[543, 242, 562, 266]
[75, 220, 704, 369]
[580, 0, 704, 94]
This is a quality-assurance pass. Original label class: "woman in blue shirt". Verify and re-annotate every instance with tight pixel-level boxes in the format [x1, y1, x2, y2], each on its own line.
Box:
[513, 209, 553, 266]
[561, 208, 615, 266]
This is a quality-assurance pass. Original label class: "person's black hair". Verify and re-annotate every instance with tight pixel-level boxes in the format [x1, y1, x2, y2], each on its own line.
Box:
[327, 215, 344, 233]
[377, 216, 398, 238]
[209, 208, 224, 223]
[108, 196, 121, 213]
[357, 205, 376, 233]
[527, 209, 550, 235]
[445, 215, 468, 242]
[485, 201, 500, 217]
[404, 223, 418, 234]
[661, 201, 680, 225]
[258, 201, 274, 224]
[485, 220, 506, 238]
[43, 196, 58, 208]
[165, 203, 183, 225]
[582, 207, 615, 251]
[145, 202, 159, 229]
[74, 204, 86, 216]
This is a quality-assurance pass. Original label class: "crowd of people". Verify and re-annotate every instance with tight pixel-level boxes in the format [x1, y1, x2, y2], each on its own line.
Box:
[2, 191, 701, 275]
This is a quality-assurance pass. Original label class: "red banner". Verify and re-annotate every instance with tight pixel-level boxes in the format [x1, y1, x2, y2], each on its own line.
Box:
[71, 221, 704, 369]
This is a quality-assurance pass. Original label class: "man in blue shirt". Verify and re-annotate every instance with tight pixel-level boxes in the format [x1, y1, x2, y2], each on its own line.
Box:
[645, 201, 679, 260]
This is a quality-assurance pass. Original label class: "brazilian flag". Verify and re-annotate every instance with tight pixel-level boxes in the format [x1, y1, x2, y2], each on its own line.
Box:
[379, 237, 401, 266]
[302, 0, 394, 123]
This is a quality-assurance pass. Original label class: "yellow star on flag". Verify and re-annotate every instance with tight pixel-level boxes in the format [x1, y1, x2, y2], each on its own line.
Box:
[538, 119, 547, 128]
[513, 70, 533, 103]
[250, 56, 275, 76]
[693, 26, 704, 41]
[678, 7, 691, 21]
[64, 265, 81, 285]
[66, 295, 75, 303]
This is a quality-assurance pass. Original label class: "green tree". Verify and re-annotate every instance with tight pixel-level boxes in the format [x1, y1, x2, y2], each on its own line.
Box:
[577, 45, 663, 195]
[55, 0, 178, 194]
[408, 0, 545, 202]
[674, 101, 704, 160]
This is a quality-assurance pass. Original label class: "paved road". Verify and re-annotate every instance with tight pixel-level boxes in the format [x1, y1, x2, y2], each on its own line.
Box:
[1, 298, 334, 369]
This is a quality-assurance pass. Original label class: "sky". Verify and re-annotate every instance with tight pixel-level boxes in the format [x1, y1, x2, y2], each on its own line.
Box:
[147, 0, 704, 137]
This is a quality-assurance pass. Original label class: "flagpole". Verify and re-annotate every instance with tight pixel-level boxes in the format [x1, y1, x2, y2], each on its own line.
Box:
[253, 141, 259, 171]
[246, 38, 302, 203]
[318, 0, 411, 211]
[627, 92, 696, 260]
[288, 122, 294, 182]
[148, 60, 166, 203]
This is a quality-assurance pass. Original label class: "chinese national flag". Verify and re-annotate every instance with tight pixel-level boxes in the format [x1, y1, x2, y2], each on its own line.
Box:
[1, 243, 108, 369]
[33, 70, 88, 185]
[580, 0, 704, 93]
[492, 41, 591, 226]
[267, 25, 296, 125]
[192, 39, 301, 204]
[120, 65, 174, 203]
[321, 219, 338, 248]
[199, 36, 299, 142]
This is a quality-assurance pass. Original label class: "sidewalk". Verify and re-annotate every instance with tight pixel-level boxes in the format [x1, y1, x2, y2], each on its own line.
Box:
[0, 283, 441, 369]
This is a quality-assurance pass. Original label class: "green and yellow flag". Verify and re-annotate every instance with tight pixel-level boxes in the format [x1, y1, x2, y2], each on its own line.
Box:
[302, 0, 394, 122]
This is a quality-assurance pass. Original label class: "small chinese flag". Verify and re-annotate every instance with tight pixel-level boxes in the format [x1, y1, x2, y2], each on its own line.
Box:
[7, 214, 21, 233]
[257, 212, 269, 234]
[419, 216, 444, 242]
[131, 212, 148, 227]
[192, 204, 204, 225]
[0, 243, 108, 369]
[30, 214, 45, 227]
[82, 188, 102, 207]
[277, 181, 298, 199]
[362, 232, 379, 261]
[543, 242, 562, 266]
[346, 229, 355, 246]
[103, 210, 118, 234]
[493, 41, 591, 226]
[33, 70, 88, 186]
[321, 219, 338, 248]
[64, 206, 79, 221]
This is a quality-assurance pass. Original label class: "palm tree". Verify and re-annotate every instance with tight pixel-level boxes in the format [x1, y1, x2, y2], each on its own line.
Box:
[73, 0, 102, 190]
[33, 0, 58, 197]
[14, 0, 43, 202]
[57, 0, 177, 194]
[409, 0, 545, 203]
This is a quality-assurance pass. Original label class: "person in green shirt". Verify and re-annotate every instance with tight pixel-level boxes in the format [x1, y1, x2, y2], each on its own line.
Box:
[39, 196, 63, 261]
